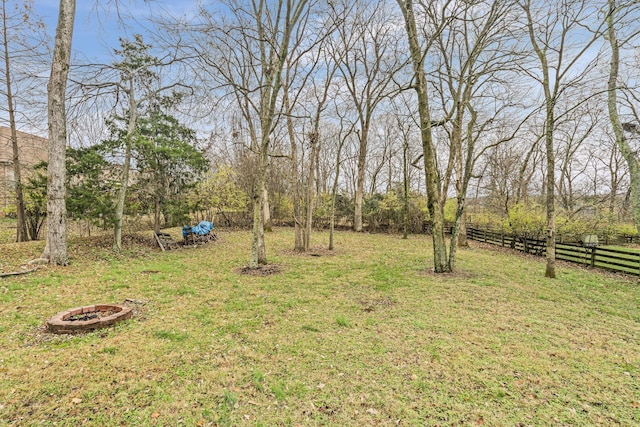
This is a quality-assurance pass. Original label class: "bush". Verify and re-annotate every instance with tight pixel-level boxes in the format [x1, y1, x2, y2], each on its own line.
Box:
[503, 203, 545, 239]
[613, 223, 638, 236]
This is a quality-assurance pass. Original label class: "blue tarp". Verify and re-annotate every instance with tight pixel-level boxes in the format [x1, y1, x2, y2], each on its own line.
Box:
[182, 221, 214, 238]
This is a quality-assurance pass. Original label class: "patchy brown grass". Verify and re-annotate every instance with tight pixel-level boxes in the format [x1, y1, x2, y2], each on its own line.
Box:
[0, 227, 639, 426]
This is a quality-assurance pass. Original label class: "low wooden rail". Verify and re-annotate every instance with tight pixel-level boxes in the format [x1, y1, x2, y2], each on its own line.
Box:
[467, 227, 640, 275]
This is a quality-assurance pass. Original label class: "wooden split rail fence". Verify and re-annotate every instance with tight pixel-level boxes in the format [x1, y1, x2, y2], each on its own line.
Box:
[467, 227, 640, 276]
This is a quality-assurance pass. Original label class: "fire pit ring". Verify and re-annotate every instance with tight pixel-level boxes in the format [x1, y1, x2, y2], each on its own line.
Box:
[47, 304, 132, 334]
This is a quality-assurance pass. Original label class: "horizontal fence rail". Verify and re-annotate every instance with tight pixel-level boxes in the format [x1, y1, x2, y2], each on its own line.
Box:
[467, 227, 640, 276]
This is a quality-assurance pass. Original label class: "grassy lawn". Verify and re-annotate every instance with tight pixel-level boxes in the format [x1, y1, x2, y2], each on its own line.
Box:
[1, 227, 639, 426]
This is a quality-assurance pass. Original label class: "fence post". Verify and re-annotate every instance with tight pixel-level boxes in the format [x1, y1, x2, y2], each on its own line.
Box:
[590, 247, 596, 268]
[501, 234, 505, 247]
[484, 230, 487, 242]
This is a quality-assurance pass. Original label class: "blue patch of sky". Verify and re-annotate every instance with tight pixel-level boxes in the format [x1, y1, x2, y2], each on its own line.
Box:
[35, 0, 200, 63]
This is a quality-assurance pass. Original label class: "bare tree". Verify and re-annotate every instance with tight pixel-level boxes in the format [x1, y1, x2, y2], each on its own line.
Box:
[280, 4, 342, 252]
[188, 0, 310, 268]
[390, 95, 419, 239]
[396, 0, 454, 272]
[555, 100, 600, 214]
[430, 0, 524, 262]
[481, 138, 542, 216]
[606, 0, 640, 234]
[328, 101, 355, 250]
[519, 0, 603, 278]
[42, 0, 75, 265]
[0, 0, 47, 242]
[333, 0, 405, 232]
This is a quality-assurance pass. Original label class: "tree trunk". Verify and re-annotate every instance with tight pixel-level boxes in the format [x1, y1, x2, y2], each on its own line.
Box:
[246, 0, 307, 268]
[113, 141, 131, 251]
[397, 0, 449, 272]
[607, 0, 640, 235]
[457, 210, 468, 246]
[43, 0, 75, 265]
[154, 187, 161, 233]
[457, 106, 480, 249]
[523, 0, 556, 278]
[329, 135, 346, 251]
[304, 130, 319, 251]
[544, 102, 556, 278]
[402, 136, 409, 239]
[113, 79, 137, 252]
[608, 145, 619, 216]
[250, 144, 268, 268]
[153, 137, 161, 233]
[284, 89, 304, 251]
[2, 0, 28, 242]
[262, 186, 271, 232]
[354, 127, 368, 232]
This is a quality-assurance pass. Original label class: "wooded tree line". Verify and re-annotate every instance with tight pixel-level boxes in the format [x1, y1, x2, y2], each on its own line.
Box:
[2, 0, 639, 276]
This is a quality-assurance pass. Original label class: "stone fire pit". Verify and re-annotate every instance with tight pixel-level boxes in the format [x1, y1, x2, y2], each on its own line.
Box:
[47, 304, 132, 334]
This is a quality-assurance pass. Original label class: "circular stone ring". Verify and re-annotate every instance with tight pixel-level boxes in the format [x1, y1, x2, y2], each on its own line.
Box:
[47, 304, 132, 334]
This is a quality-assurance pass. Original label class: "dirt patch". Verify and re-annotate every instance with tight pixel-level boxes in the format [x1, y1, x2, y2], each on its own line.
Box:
[238, 264, 282, 276]
[280, 247, 340, 257]
[123, 298, 151, 322]
[418, 267, 476, 280]
[358, 297, 396, 312]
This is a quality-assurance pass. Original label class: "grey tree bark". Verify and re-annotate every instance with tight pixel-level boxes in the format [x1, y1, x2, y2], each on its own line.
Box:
[329, 111, 353, 251]
[42, 0, 75, 265]
[1, 0, 27, 242]
[249, 0, 309, 268]
[606, 0, 640, 235]
[283, 87, 304, 251]
[520, 0, 603, 278]
[396, 0, 450, 272]
[112, 78, 137, 252]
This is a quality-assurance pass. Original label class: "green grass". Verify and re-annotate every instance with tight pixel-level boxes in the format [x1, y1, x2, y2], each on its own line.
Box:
[0, 227, 639, 425]
[335, 314, 351, 328]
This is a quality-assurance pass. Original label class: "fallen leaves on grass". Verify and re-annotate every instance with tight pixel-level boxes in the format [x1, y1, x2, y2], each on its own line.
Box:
[2, 228, 639, 426]
[358, 297, 396, 312]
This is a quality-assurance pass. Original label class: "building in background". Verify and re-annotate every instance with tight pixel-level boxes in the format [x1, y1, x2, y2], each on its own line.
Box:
[0, 127, 48, 216]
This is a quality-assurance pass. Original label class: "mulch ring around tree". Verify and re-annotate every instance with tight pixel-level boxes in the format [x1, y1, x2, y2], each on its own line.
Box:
[237, 264, 282, 276]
